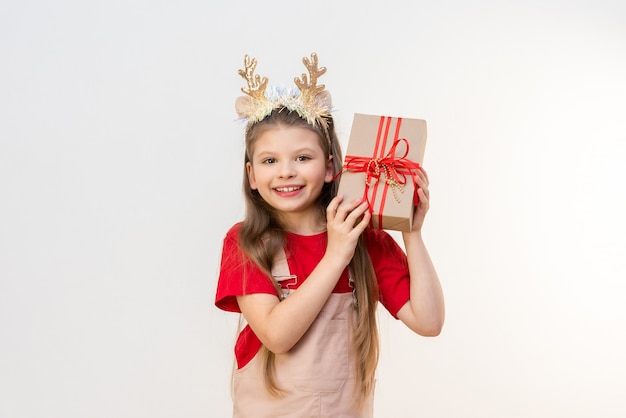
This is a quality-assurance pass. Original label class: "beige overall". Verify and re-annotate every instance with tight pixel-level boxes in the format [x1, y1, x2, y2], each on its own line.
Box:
[232, 254, 374, 418]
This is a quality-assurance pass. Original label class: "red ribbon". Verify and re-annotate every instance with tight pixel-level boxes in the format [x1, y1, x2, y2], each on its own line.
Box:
[340, 116, 421, 228]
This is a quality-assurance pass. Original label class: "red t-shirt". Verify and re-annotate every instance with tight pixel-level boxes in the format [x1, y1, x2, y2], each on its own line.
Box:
[215, 223, 411, 368]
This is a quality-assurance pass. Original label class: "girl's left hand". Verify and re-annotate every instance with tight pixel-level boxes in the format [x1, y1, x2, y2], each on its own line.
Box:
[410, 168, 430, 233]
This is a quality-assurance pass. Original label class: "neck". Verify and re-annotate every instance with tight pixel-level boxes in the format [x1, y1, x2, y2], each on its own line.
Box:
[278, 211, 326, 236]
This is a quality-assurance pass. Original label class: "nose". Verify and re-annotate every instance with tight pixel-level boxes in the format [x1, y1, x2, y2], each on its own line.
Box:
[278, 160, 296, 178]
[277, 160, 296, 178]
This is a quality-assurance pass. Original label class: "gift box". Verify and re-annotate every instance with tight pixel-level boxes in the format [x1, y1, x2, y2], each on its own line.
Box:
[337, 113, 427, 232]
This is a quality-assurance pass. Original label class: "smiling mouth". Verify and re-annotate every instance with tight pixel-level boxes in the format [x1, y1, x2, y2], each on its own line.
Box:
[275, 186, 302, 192]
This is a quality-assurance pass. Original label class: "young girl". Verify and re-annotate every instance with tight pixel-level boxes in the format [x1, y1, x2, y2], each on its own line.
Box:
[215, 53, 445, 417]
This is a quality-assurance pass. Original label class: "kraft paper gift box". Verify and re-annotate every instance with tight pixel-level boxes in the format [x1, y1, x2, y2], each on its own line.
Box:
[337, 113, 427, 232]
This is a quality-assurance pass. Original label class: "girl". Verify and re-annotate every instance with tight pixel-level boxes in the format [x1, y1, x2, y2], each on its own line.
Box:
[215, 53, 445, 417]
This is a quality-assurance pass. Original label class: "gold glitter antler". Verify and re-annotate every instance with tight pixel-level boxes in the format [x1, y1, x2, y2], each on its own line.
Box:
[238, 55, 268, 101]
[294, 53, 327, 106]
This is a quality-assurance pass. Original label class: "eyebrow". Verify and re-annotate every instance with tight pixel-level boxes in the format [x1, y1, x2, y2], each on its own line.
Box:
[254, 148, 320, 158]
[292, 147, 319, 155]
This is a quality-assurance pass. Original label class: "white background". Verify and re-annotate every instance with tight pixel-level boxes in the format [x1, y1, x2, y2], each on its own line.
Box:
[1, 0, 625, 417]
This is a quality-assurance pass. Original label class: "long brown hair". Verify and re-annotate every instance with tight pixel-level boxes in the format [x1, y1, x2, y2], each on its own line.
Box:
[238, 108, 379, 408]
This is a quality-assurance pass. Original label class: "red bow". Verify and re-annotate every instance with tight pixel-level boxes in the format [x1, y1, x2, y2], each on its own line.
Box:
[341, 138, 421, 227]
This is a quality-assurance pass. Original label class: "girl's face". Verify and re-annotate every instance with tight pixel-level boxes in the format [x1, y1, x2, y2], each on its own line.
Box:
[246, 125, 334, 227]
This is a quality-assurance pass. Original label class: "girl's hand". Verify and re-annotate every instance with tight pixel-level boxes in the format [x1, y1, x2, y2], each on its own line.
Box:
[325, 195, 371, 267]
[236, 195, 371, 355]
[410, 168, 430, 233]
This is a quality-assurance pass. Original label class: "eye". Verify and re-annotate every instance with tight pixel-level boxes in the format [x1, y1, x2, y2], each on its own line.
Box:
[296, 155, 311, 162]
[261, 157, 277, 164]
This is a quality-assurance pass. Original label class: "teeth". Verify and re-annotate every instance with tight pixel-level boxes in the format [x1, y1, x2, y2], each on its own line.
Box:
[276, 186, 301, 192]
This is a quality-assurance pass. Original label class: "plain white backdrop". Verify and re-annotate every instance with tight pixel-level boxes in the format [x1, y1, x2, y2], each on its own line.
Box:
[1, 0, 625, 417]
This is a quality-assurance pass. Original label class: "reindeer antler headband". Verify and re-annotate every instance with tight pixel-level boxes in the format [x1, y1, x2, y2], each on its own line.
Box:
[235, 53, 333, 131]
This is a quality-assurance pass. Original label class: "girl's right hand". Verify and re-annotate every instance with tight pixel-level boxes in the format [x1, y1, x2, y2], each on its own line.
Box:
[236, 195, 371, 355]
[325, 195, 371, 267]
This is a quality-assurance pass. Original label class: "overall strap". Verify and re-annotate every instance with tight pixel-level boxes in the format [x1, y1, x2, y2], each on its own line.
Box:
[270, 247, 295, 300]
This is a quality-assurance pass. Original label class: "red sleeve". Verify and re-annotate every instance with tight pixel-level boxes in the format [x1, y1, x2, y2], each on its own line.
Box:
[365, 228, 411, 319]
[214, 223, 279, 313]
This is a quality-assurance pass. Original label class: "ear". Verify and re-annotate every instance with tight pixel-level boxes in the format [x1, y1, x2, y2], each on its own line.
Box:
[235, 96, 252, 118]
[246, 161, 258, 190]
[324, 155, 334, 183]
[315, 90, 332, 110]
